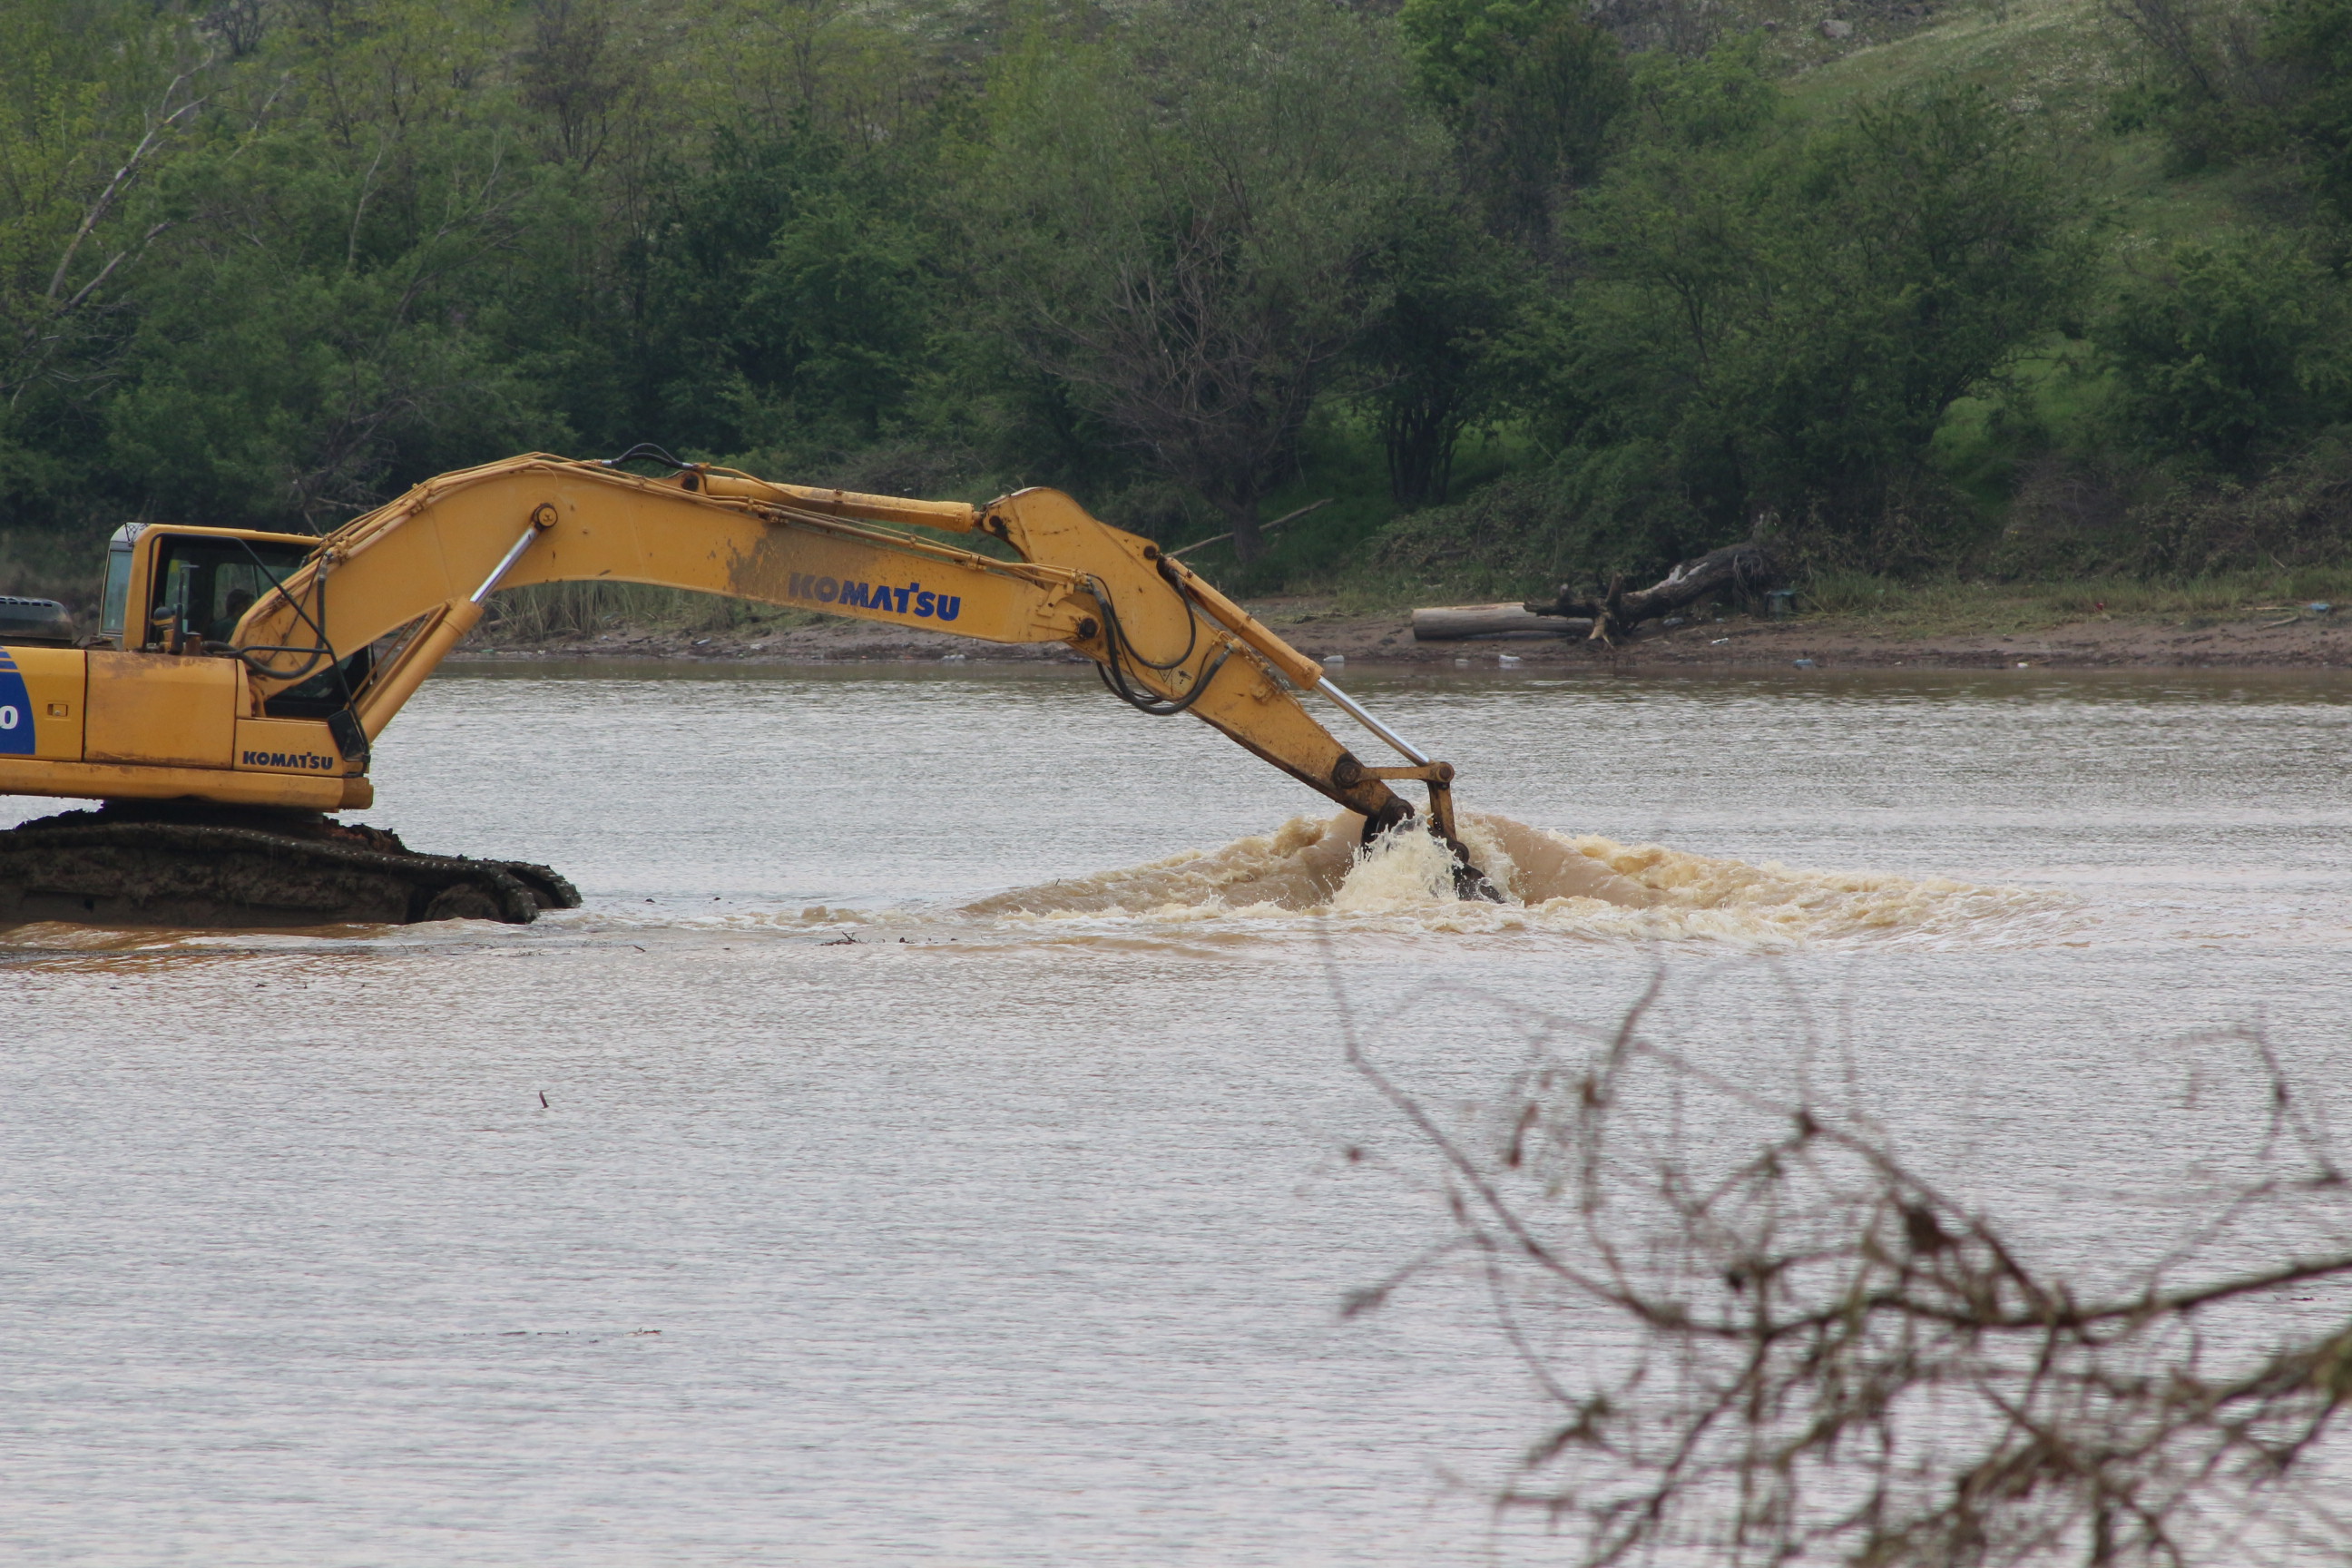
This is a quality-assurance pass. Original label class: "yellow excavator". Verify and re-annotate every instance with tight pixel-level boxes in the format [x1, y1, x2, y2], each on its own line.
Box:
[0, 449, 1493, 926]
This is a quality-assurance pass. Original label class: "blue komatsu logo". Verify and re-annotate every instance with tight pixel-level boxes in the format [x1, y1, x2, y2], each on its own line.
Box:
[786, 573, 960, 622]
[0, 651, 32, 756]
[241, 750, 338, 771]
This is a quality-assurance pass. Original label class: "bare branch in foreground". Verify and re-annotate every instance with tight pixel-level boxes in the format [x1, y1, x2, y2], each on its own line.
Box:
[1332, 956, 2352, 1566]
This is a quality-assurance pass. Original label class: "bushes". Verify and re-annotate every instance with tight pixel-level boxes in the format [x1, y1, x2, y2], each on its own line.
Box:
[1986, 438, 2352, 579]
[1371, 440, 1710, 597]
[1528, 66, 2089, 578]
[2130, 434, 2352, 571]
[2100, 235, 2352, 472]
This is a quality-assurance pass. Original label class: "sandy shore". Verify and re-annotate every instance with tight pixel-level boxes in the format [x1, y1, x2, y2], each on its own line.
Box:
[464, 597, 2352, 671]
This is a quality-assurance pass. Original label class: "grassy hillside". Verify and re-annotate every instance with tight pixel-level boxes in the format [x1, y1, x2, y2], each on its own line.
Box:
[1255, 0, 2343, 620]
[1784, 0, 2275, 255]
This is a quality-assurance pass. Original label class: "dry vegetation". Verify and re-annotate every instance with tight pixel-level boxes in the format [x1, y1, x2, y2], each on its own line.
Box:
[1340, 964, 2352, 1564]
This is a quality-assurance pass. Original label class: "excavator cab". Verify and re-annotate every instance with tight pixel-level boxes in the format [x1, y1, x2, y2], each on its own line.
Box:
[103, 525, 372, 714]
[151, 537, 307, 649]
[100, 522, 318, 653]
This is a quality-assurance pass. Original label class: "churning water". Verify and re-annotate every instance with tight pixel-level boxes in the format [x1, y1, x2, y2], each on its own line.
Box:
[5, 662, 2350, 1563]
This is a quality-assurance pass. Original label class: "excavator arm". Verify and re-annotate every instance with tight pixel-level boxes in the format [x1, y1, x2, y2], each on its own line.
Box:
[228, 454, 1485, 879]
[0, 453, 1491, 915]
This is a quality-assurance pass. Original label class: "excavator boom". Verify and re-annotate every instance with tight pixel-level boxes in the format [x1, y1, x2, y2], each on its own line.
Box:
[0, 453, 1490, 926]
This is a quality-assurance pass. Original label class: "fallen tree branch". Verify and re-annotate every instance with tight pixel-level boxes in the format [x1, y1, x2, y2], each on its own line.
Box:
[1165, 497, 1334, 561]
[1529, 542, 1780, 645]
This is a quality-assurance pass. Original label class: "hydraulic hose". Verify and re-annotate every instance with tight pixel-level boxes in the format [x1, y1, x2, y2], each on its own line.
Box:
[1086, 573, 1230, 718]
[230, 536, 342, 692]
[598, 441, 694, 472]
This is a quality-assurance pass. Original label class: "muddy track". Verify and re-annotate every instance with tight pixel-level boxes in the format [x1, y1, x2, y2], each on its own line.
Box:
[0, 810, 579, 929]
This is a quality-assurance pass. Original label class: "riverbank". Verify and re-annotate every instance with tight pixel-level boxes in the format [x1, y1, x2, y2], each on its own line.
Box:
[462, 594, 2352, 670]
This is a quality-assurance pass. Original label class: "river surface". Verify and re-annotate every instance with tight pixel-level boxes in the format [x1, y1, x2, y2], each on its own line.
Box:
[5, 662, 2352, 1564]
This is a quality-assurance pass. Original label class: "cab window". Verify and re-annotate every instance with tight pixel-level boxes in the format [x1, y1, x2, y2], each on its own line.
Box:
[146, 537, 314, 646]
[101, 543, 134, 640]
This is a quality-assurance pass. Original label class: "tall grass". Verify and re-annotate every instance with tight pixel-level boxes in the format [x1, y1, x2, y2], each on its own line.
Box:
[1795, 566, 2352, 631]
[475, 583, 814, 644]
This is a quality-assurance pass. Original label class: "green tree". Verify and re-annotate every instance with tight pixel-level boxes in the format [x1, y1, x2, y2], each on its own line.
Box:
[635, 128, 935, 462]
[2099, 234, 2351, 470]
[1397, 0, 1629, 253]
[678, 0, 943, 147]
[968, 0, 1443, 559]
[103, 120, 572, 527]
[94, 0, 580, 528]
[517, 0, 655, 173]
[1550, 73, 2089, 564]
[0, 2, 206, 527]
[1351, 201, 1530, 506]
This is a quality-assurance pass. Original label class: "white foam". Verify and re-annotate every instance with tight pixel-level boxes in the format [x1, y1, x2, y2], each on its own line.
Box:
[958, 811, 2058, 946]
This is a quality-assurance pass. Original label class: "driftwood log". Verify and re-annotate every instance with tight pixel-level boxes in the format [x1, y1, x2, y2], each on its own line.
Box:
[1410, 604, 1595, 641]
[1528, 541, 1779, 644]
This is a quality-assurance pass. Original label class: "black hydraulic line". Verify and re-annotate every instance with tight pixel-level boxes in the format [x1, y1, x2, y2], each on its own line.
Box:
[1091, 573, 1197, 672]
[599, 442, 694, 472]
[1094, 642, 1230, 717]
[228, 536, 342, 692]
[1085, 573, 1230, 717]
[226, 538, 368, 759]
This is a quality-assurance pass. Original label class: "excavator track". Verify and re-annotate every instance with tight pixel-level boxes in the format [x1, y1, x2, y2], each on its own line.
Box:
[0, 805, 579, 930]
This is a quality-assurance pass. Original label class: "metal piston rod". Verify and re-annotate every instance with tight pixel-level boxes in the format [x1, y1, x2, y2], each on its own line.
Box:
[472, 506, 556, 603]
[1315, 677, 1465, 849]
[1315, 678, 1427, 764]
[349, 506, 558, 742]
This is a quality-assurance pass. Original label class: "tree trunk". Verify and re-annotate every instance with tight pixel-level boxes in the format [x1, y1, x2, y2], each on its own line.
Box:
[1381, 393, 1462, 508]
[1412, 604, 1593, 641]
[1226, 498, 1265, 564]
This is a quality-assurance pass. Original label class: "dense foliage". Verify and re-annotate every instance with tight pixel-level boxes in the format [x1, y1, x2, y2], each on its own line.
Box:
[4, 0, 2351, 604]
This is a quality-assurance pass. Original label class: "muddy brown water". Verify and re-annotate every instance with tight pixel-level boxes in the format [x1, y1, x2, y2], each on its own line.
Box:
[5, 662, 2350, 1563]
